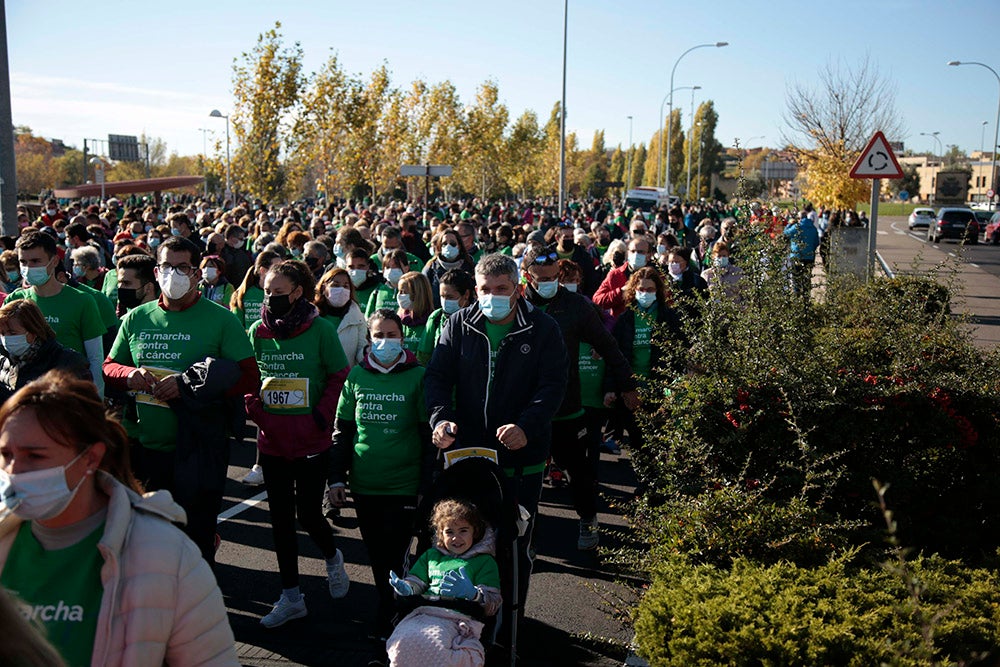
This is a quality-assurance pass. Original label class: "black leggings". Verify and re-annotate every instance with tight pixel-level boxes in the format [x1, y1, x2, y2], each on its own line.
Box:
[550, 413, 601, 521]
[354, 493, 417, 625]
[261, 450, 339, 590]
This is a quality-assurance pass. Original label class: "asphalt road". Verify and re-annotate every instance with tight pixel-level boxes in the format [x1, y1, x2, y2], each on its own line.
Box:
[214, 433, 639, 666]
[878, 214, 1000, 279]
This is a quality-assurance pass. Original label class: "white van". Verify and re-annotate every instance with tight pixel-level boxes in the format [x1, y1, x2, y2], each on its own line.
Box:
[624, 187, 678, 220]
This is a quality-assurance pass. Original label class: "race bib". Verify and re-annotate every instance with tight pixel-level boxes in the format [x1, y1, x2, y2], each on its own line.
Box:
[444, 447, 499, 469]
[133, 367, 176, 408]
[261, 377, 310, 410]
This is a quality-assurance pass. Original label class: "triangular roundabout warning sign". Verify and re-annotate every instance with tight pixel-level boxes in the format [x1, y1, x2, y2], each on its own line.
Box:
[850, 131, 904, 179]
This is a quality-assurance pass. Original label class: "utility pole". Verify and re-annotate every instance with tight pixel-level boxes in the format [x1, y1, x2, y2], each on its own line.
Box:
[0, 0, 17, 235]
[557, 0, 568, 217]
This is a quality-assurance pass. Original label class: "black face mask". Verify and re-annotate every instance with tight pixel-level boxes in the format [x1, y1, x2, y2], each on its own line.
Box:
[117, 285, 145, 311]
[264, 293, 293, 318]
[305, 256, 321, 270]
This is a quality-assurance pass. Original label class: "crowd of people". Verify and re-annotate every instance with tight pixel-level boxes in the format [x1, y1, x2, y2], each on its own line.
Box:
[0, 191, 827, 666]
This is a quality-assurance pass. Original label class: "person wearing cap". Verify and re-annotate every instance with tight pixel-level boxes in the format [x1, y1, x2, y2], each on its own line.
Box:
[520, 244, 637, 549]
[4, 231, 105, 397]
[424, 252, 568, 641]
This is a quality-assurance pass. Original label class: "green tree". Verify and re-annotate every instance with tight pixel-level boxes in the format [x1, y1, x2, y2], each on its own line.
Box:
[14, 129, 57, 195]
[686, 101, 724, 200]
[230, 22, 304, 203]
[632, 144, 647, 191]
[609, 145, 626, 190]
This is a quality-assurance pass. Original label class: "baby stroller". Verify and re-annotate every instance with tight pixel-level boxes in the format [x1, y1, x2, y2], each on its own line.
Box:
[394, 451, 523, 667]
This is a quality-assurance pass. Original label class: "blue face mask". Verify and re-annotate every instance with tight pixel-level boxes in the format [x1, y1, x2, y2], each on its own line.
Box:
[534, 279, 559, 300]
[442, 298, 461, 315]
[21, 264, 50, 287]
[171, 228, 183, 237]
[441, 243, 459, 261]
[149, 238, 161, 249]
[636, 291, 657, 309]
[72, 265, 86, 278]
[333, 243, 345, 258]
[479, 293, 514, 321]
[370, 337, 403, 365]
[6, 270, 19, 283]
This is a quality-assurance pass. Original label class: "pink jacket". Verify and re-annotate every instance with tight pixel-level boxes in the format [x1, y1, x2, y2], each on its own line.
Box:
[0, 473, 238, 667]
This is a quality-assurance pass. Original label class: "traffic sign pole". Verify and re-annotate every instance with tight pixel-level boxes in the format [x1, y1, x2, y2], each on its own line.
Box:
[867, 179, 879, 281]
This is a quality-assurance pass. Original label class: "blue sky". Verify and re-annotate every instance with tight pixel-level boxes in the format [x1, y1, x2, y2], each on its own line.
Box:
[8, 0, 1000, 165]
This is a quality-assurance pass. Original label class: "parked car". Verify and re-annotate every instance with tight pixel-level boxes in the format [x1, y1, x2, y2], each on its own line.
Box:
[985, 212, 1000, 244]
[908, 207, 937, 230]
[927, 207, 978, 244]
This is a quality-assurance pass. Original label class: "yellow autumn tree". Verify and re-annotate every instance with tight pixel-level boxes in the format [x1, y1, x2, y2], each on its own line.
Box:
[458, 81, 508, 199]
[784, 55, 904, 209]
[230, 22, 304, 203]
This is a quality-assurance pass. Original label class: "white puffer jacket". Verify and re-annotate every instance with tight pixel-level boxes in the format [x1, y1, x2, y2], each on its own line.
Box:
[337, 300, 368, 367]
[0, 472, 238, 667]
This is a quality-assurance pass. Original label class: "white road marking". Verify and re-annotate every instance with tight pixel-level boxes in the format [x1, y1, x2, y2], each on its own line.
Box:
[217, 491, 268, 524]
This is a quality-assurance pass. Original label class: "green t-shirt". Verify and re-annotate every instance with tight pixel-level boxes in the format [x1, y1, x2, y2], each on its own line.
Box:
[74, 282, 119, 332]
[4, 285, 104, 354]
[200, 281, 234, 309]
[1, 521, 104, 667]
[250, 316, 349, 416]
[336, 364, 426, 495]
[109, 297, 255, 451]
[365, 283, 398, 318]
[408, 548, 500, 597]
[578, 342, 607, 409]
[402, 321, 426, 358]
[232, 285, 265, 331]
[631, 304, 656, 378]
[417, 309, 448, 365]
[101, 269, 118, 303]
[369, 251, 422, 272]
[484, 319, 514, 385]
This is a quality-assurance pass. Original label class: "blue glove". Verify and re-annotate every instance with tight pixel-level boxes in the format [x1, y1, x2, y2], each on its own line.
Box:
[440, 566, 477, 600]
[389, 570, 413, 597]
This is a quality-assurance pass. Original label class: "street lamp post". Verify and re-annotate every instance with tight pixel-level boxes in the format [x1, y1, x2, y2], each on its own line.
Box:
[558, 0, 568, 217]
[198, 128, 210, 199]
[696, 122, 705, 200]
[665, 42, 727, 193]
[949, 61, 1000, 200]
[685, 86, 701, 200]
[625, 115, 633, 193]
[920, 131, 943, 157]
[981, 120, 989, 158]
[89, 157, 106, 202]
[657, 85, 700, 188]
[209, 109, 231, 203]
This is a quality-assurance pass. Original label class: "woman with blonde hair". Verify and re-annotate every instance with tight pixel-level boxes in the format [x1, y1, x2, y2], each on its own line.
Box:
[396, 271, 434, 355]
[0, 370, 237, 666]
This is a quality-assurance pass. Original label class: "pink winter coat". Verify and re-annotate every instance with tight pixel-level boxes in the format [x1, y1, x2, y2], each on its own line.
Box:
[0, 473, 238, 667]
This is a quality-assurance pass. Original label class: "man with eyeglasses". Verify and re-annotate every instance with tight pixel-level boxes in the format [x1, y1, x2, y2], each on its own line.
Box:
[520, 243, 638, 550]
[103, 236, 260, 564]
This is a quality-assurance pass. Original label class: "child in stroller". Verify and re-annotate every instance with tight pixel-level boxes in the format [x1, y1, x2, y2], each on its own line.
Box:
[387, 498, 501, 667]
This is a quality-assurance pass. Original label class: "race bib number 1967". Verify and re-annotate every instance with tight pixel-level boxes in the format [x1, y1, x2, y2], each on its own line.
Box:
[261, 377, 310, 410]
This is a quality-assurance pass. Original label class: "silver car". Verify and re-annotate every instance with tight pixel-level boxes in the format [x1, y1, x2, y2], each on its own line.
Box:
[908, 207, 936, 230]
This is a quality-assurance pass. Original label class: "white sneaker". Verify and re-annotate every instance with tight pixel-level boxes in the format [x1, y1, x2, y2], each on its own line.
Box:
[577, 518, 599, 551]
[260, 594, 307, 628]
[327, 549, 350, 599]
[242, 464, 264, 486]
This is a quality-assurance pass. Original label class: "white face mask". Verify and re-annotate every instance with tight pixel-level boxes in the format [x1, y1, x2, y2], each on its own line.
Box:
[1, 334, 31, 359]
[627, 252, 646, 271]
[441, 243, 460, 261]
[384, 268, 404, 286]
[397, 293, 413, 310]
[158, 268, 192, 300]
[0, 448, 90, 521]
[202, 267, 219, 283]
[326, 286, 350, 308]
[668, 262, 683, 277]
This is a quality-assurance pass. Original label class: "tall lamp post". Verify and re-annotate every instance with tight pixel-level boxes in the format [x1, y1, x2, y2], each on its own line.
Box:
[557, 0, 568, 217]
[920, 131, 943, 157]
[949, 61, 1000, 199]
[665, 41, 727, 193]
[695, 121, 705, 200]
[685, 86, 702, 200]
[89, 157, 106, 202]
[198, 128, 211, 199]
[657, 85, 700, 188]
[625, 115, 634, 193]
[209, 109, 231, 203]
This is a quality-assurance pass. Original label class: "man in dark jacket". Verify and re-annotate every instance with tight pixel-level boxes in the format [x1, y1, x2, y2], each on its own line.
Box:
[424, 253, 567, 635]
[520, 244, 638, 549]
[552, 221, 600, 296]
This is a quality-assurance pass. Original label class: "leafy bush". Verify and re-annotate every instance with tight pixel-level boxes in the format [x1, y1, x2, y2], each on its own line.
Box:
[633, 553, 1000, 666]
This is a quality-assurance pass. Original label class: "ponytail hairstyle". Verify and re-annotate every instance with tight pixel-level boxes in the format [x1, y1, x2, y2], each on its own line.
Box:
[268, 259, 316, 301]
[231, 249, 281, 310]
